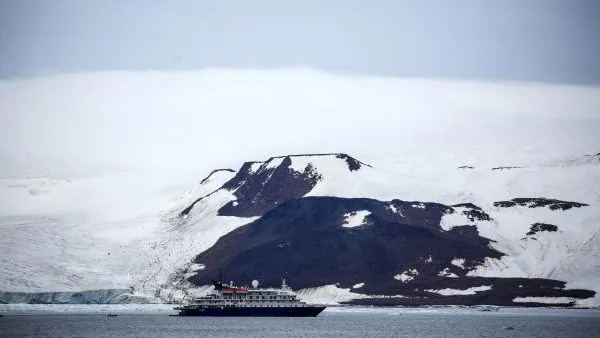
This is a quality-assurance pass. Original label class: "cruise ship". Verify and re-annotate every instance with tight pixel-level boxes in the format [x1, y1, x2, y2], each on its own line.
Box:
[174, 278, 326, 317]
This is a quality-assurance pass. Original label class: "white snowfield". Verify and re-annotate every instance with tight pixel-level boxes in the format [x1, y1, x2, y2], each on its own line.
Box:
[426, 286, 492, 296]
[394, 269, 419, 283]
[342, 210, 371, 228]
[297, 285, 370, 305]
[0, 69, 599, 306]
[297, 284, 408, 305]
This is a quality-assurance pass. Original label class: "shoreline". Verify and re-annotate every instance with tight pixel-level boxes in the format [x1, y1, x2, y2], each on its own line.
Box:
[1, 303, 598, 315]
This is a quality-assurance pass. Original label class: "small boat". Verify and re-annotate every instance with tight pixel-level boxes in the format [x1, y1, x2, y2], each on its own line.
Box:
[174, 277, 326, 317]
[107, 313, 118, 317]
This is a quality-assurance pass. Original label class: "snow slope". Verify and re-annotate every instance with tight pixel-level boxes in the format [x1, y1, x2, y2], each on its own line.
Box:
[0, 168, 253, 301]
[1, 68, 599, 305]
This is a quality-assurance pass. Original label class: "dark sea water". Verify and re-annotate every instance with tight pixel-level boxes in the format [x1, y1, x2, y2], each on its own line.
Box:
[1, 307, 599, 338]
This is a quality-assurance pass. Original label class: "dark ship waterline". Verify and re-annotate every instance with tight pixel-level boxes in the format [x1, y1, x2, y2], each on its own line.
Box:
[174, 279, 327, 317]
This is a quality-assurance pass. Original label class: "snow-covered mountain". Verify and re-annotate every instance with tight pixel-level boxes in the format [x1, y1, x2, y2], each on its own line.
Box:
[175, 153, 598, 307]
[1, 69, 599, 307]
[1, 152, 598, 306]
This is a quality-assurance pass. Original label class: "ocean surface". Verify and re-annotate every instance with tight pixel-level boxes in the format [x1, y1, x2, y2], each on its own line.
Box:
[1, 305, 599, 338]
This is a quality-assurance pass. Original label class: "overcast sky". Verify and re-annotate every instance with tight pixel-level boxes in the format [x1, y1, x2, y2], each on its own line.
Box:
[1, 0, 599, 84]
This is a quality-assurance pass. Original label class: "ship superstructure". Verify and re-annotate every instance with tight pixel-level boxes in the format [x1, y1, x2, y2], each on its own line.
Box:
[174, 278, 326, 317]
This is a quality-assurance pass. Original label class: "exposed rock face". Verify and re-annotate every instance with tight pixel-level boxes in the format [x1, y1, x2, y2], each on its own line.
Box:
[217, 157, 323, 217]
[336, 153, 369, 171]
[451, 203, 492, 222]
[187, 196, 594, 306]
[189, 197, 501, 293]
[526, 223, 559, 236]
[493, 198, 589, 210]
[447, 225, 494, 247]
[457, 166, 474, 169]
[180, 153, 368, 218]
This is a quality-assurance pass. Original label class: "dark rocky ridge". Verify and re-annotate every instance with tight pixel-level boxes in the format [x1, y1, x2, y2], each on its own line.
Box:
[451, 203, 492, 222]
[494, 198, 589, 210]
[180, 153, 368, 218]
[457, 166, 474, 169]
[199, 168, 236, 184]
[526, 223, 559, 236]
[217, 157, 323, 217]
[264, 153, 371, 171]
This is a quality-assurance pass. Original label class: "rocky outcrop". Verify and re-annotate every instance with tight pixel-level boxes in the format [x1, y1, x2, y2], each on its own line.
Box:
[526, 223, 559, 236]
[217, 157, 323, 217]
[188, 197, 497, 292]
[493, 198, 589, 210]
[451, 203, 492, 222]
[187, 196, 594, 306]
[180, 153, 368, 218]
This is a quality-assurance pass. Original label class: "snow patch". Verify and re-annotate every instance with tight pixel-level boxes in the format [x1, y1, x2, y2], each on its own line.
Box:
[352, 283, 365, 289]
[440, 208, 476, 231]
[438, 268, 459, 278]
[188, 263, 206, 272]
[300, 155, 389, 200]
[249, 162, 263, 173]
[297, 284, 407, 305]
[288, 157, 309, 173]
[426, 285, 492, 296]
[412, 203, 426, 209]
[467, 257, 527, 278]
[394, 269, 419, 282]
[386, 203, 404, 216]
[264, 157, 285, 170]
[451, 258, 466, 269]
[342, 210, 371, 228]
[296, 285, 368, 305]
[183, 264, 205, 279]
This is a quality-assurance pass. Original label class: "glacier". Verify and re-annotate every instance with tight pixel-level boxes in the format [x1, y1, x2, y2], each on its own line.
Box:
[0, 289, 160, 304]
